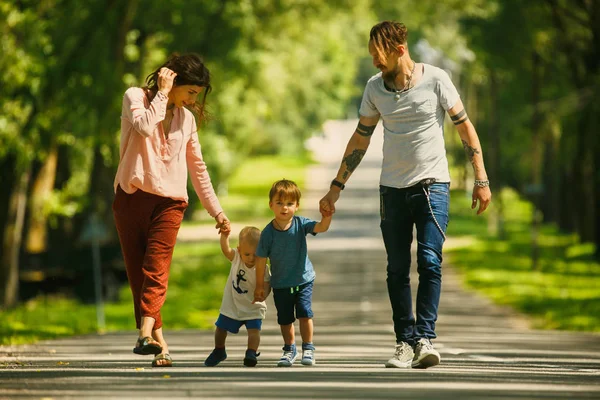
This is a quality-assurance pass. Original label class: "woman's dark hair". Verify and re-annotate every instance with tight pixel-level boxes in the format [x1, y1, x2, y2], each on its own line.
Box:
[144, 53, 212, 121]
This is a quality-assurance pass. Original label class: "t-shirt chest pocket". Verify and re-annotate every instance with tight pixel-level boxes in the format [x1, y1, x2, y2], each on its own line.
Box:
[412, 98, 434, 116]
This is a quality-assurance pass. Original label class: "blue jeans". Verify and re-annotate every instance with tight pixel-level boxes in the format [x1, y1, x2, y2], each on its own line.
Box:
[379, 182, 449, 346]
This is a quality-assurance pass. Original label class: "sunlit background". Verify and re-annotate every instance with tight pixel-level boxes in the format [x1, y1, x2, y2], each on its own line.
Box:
[1, 0, 598, 343]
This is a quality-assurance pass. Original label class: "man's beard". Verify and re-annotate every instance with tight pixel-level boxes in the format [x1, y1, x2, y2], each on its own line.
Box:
[382, 68, 399, 88]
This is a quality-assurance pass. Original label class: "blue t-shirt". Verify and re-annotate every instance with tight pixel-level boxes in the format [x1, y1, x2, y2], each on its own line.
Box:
[256, 216, 317, 289]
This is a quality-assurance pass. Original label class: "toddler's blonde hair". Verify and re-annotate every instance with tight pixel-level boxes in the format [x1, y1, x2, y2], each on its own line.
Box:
[239, 226, 261, 247]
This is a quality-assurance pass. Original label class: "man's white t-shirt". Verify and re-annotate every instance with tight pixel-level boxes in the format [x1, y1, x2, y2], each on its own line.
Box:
[359, 64, 460, 189]
[219, 249, 270, 321]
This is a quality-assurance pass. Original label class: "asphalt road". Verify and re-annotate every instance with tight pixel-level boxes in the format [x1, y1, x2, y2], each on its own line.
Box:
[1, 120, 599, 399]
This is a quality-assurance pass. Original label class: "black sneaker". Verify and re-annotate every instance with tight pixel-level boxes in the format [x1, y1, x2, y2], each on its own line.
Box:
[204, 348, 227, 367]
[243, 349, 260, 367]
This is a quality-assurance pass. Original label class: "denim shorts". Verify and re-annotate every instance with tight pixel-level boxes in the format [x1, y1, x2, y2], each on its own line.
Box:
[272, 280, 314, 325]
[215, 314, 262, 334]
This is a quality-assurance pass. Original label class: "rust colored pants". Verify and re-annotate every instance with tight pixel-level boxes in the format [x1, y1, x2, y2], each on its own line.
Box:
[112, 185, 187, 330]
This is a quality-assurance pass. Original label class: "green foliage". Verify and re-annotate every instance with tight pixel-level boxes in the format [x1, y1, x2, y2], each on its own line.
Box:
[189, 154, 311, 223]
[447, 188, 600, 332]
[0, 241, 227, 344]
[202, 1, 373, 156]
[1, 0, 374, 230]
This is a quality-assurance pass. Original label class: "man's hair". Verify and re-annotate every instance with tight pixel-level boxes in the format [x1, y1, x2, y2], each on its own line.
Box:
[239, 226, 261, 246]
[369, 21, 408, 63]
[269, 179, 301, 203]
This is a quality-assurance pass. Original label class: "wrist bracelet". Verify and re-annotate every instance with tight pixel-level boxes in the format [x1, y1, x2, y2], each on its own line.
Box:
[331, 179, 345, 190]
[474, 180, 490, 187]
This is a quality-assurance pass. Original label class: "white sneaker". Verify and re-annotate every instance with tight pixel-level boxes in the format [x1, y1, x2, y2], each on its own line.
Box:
[412, 338, 440, 369]
[301, 348, 315, 366]
[384, 342, 414, 368]
[277, 346, 298, 367]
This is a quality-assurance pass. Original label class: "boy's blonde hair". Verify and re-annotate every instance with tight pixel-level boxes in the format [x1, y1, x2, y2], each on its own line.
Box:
[269, 179, 301, 203]
[239, 226, 261, 247]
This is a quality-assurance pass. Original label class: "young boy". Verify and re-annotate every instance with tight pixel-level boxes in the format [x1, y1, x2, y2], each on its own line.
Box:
[253, 179, 332, 367]
[204, 226, 271, 367]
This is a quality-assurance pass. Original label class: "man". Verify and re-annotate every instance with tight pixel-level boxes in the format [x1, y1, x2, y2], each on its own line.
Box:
[319, 21, 491, 369]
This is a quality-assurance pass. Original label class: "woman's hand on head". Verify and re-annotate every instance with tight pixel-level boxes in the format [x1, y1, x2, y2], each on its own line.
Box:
[158, 67, 177, 96]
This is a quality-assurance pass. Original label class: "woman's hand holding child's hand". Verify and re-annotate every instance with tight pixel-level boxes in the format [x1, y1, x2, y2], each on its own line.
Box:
[215, 212, 231, 235]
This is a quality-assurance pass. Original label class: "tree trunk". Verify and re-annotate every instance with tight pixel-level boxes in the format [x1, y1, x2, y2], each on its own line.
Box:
[541, 127, 559, 223]
[530, 51, 543, 270]
[0, 164, 31, 308]
[487, 67, 504, 238]
[575, 111, 596, 242]
[25, 141, 58, 253]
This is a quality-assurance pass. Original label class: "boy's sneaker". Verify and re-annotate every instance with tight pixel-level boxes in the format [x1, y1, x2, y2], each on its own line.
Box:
[243, 349, 260, 367]
[204, 348, 227, 367]
[384, 342, 414, 368]
[412, 338, 440, 369]
[301, 348, 315, 365]
[277, 345, 297, 367]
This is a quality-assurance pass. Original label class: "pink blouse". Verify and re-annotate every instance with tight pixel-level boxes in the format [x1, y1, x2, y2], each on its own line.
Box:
[113, 87, 223, 217]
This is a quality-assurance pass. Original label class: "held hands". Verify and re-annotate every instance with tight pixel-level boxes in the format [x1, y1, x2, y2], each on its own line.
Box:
[319, 190, 340, 217]
[472, 186, 492, 215]
[253, 287, 265, 304]
[157, 67, 177, 96]
[215, 212, 231, 235]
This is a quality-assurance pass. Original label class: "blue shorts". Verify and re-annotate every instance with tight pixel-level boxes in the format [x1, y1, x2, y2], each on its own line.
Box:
[215, 314, 262, 334]
[272, 280, 314, 325]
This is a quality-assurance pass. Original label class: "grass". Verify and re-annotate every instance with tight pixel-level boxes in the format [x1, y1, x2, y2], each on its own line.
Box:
[446, 187, 600, 332]
[191, 154, 312, 224]
[0, 154, 311, 345]
[0, 242, 228, 345]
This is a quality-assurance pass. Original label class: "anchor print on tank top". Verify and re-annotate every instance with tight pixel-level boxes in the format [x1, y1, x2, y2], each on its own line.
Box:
[233, 269, 248, 294]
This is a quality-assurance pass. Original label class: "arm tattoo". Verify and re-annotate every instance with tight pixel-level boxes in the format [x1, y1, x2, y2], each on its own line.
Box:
[356, 122, 376, 137]
[451, 109, 469, 125]
[461, 140, 480, 163]
[342, 149, 366, 179]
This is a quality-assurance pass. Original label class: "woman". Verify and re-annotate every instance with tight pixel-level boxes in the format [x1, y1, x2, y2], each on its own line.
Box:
[113, 53, 230, 367]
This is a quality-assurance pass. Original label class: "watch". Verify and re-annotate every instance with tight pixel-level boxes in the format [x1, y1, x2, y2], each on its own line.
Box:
[331, 179, 345, 190]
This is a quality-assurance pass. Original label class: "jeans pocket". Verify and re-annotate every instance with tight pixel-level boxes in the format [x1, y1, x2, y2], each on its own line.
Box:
[428, 183, 450, 195]
[427, 188, 450, 230]
[379, 186, 388, 220]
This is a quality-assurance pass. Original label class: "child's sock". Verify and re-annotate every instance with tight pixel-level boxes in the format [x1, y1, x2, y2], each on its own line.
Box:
[302, 342, 315, 351]
[283, 343, 296, 352]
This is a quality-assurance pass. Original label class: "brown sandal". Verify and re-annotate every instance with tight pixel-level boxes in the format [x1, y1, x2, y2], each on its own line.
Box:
[152, 353, 173, 367]
[133, 336, 162, 355]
